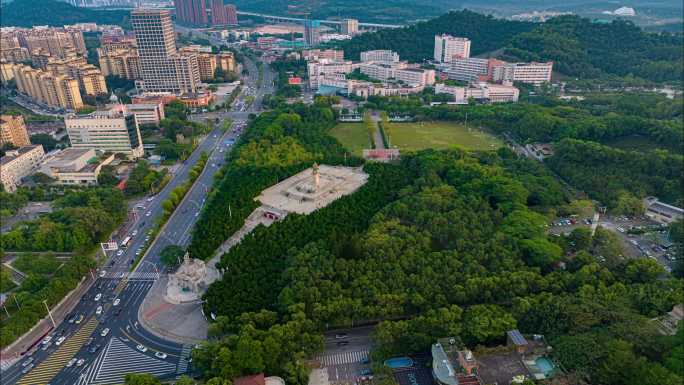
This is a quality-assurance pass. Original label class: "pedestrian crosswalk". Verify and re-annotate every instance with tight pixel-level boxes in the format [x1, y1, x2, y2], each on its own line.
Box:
[78, 337, 176, 385]
[103, 271, 160, 281]
[176, 344, 192, 374]
[18, 317, 98, 385]
[315, 350, 369, 366]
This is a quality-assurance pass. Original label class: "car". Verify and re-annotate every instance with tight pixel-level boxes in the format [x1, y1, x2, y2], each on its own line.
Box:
[89, 344, 101, 354]
[100, 328, 110, 337]
[195, 212, 200, 217]
[135, 205, 145, 210]
[120, 272, 126, 278]
[75, 314, 84, 324]
[22, 357, 34, 367]
[96, 306, 103, 315]
[41, 342, 52, 351]
[114, 308, 123, 316]
[147, 197, 155, 202]
[145, 236, 151, 242]
[76, 358, 85, 367]
[67, 315, 77, 324]
[335, 333, 348, 339]
[336, 341, 349, 346]
[21, 363, 34, 374]
[99, 270, 106, 278]
[85, 337, 94, 347]
[113, 298, 120, 306]
[155, 351, 167, 359]
[94, 293, 102, 301]
[136, 344, 148, 352]
[135, 249, 142, 256]
[117, 249, 124, 256]
[42, 336, 53, 345]
[65, 358, 77, 368]
[55, 336, 66, 346]
[360, 369, 373, 375]
[361, 357, 370, 364]
[132, 230, 138, 237]
[146, 211, 152, 217]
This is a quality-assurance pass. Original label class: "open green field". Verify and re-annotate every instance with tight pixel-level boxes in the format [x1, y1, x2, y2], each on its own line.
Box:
[385, 121, 503, 151]
[330, 123, 371, 156]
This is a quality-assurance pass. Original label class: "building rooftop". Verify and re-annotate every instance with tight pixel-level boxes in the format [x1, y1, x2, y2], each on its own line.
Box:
[645, 197, 683, 217]
[1, 145, 42, 166]
[507, 329, 528, 346]
[432, 342, 460, 385]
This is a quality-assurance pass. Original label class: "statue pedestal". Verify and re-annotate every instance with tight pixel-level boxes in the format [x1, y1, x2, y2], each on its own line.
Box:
[164, 254, 220, 304]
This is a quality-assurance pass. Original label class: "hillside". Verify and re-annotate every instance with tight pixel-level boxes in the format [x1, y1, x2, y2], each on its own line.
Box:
[337, 11, 683, 84]
[0, 0, 130, 27]
[504, 15, 684, 83]
[337, 10, 535, 62]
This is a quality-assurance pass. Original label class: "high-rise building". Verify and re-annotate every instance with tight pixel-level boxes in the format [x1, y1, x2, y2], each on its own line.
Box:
[443, 57, 490, 82]
[210, 0, 228, 25]
[304, 20, 321, 47]
[181, 46, 217, 80]
[434, 34, 471, 63]
[225, 4, 238, 25]
[0, 60, 14, 84]
[174, 0, 208, 25]
[11, 63, 84, 110]
[98, 47, 141, 80]
[0, 115, 30, 148]
[65, 106, 144, 158]
[341, 19, 359, 36]
[490, 61, 553, 86]
[217, 51, 236, 72]
[131, 9, 201, 94]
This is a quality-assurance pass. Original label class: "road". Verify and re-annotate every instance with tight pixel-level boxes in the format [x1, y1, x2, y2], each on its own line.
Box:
[4, 54, 274, 385]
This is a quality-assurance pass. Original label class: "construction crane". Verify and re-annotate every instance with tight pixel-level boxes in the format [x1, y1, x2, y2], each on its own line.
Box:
[287, 0, 317, 48]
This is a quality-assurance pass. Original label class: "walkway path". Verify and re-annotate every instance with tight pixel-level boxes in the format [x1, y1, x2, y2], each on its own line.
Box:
[370, 112, 385, 150]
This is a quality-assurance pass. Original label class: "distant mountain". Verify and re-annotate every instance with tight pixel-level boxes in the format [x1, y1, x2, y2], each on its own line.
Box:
[337, 10, 535, 61]
[1, 0, 130, 27]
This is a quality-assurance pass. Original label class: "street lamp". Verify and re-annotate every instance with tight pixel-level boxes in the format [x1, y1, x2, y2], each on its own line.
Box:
[43, 300, 56, 327]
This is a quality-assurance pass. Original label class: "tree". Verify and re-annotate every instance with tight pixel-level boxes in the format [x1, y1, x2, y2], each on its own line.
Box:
[29, 134, 58, 152]
[175, 375, 197, 385]
[463, 304, 517, 345]
[614, 191, 645, 217]
[97, 165, 119, 186]
[160, 245, 185, 268]
[124, 373, 161, 385]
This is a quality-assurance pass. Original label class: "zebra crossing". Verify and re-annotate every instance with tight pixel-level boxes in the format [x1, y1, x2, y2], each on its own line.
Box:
[176, 345, 192, 374]
[315, 349, 369, 366]
[103, 271, 160, 281]
[77, 337, 176, 385]
[18, 317, 98, 385]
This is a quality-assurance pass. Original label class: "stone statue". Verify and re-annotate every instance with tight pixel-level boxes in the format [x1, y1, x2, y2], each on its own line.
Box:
[312, 162, 320, 191]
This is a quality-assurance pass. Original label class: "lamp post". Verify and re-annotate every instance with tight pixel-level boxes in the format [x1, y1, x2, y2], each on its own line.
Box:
[43, 300, 56, 327]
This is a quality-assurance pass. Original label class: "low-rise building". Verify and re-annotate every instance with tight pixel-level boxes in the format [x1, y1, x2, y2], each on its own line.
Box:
[0, 145, 45, 192]
[302, 49, 344, 61]
[644, 197, 683, 224]
[307, 59, 354, 89]
[65, 106, 143, 158]
[0, 114, 31, 147]
[39, 148, 114, 186]
[359, 62, 435, 86]
[360, 50, 400, 64]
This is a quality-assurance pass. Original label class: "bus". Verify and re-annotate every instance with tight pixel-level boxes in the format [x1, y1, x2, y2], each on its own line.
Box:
[120, 236, 132, 249]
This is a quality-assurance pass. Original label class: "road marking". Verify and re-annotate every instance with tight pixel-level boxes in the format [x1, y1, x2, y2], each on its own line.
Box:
[315, 349, 369, 367]
[119, 328, 180, 357]
[17, 317, 98, 385]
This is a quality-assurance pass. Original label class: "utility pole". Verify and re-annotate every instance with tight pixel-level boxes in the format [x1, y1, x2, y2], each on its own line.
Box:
[43, 300, 56, 327]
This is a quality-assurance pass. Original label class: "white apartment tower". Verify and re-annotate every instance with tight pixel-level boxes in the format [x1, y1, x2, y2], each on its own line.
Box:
[434, 34, 471, 63]
[131, 9, 200, 94]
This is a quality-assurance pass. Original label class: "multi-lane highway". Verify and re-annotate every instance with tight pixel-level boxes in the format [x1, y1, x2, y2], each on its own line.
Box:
[3, 56, 275, 385]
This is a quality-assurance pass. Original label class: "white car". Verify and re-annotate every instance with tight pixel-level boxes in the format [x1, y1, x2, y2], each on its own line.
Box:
[113, 298, 120, 306]
[117, 249, 124, 256]
[146, 211, 152, 217]
[55, 336, 66, 346]
[99, 270, 106, 278]
[76, 358, 85, 367]
[136, 344, 148, 353]
[65, 358, 77, 368]
[42, 336, 52, 345]
[100, 328, 110, 337]
[132, 230, 138, 237]
[147, 197, 155, 202]
[155, 351, 167, 359]
[96, 306, 103, 315]
[94, 293, 102, 301]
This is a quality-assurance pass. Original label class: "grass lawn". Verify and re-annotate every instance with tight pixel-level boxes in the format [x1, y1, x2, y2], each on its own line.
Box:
[330, 123, 371, 156]
[385, 121, 503, 151]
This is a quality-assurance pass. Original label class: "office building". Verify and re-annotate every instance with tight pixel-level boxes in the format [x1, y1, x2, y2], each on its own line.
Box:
[174, 0, 208, 25]
[304, 20, 321, 47]
[0, 115, 30, 148]
[360, 50, 400, 64]
[491, 61, 553, 85]
[0, 145, 45, 192]
[11, 63, 84, 110]
[443, 57, 490, 82]
[307, 59, 354, 88]
[39, 148, 115, 186]
[124, 103, 166, 126]
[434, 34, 471, 63]
[65, 106, 144, 158]
[131, 9, 201, 94]
[435, 82, 519, 103]
[302, 49, 344, 61]
[359, 62, 435, 87]
[341, 19, 359, 36]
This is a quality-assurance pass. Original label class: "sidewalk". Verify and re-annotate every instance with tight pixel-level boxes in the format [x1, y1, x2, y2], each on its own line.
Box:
[1, 274, 96, 360]
[138, 276, 208, 344]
